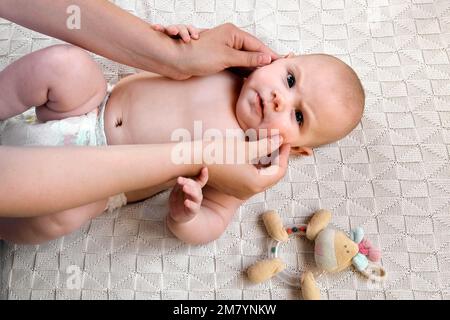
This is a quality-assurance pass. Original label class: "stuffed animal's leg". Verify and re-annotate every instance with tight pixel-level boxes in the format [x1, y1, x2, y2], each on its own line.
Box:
[247, 258, 285, 283]
[301, 271, 321, 300]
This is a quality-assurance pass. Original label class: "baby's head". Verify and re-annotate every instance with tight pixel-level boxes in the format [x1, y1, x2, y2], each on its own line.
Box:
[235, 53, 365, 156]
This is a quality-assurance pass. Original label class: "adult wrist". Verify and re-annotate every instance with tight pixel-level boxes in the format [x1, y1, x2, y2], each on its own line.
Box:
[141, 28, 189, 79]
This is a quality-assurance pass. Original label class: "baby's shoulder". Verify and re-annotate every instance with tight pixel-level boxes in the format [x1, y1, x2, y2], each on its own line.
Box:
[198, 70, 244, 92]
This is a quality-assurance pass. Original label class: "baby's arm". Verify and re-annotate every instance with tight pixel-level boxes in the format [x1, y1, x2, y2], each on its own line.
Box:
[167, 168, 244, 245]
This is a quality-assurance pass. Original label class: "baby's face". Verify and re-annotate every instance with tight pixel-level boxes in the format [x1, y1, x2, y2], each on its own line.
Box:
[235, 54, 364, 155]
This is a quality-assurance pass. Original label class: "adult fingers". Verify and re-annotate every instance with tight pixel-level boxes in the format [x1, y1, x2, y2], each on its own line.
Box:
[258, 143, 290, 183]
[247, 135, 284, 163]
[224, 24, 280, 61]
[224, 46, 272, 68]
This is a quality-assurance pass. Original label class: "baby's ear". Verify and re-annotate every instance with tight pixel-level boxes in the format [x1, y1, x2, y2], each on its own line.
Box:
[290, 146, 313, 156]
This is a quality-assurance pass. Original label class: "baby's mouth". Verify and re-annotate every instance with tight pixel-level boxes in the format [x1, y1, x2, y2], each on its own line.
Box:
[254, 92, 264, 118]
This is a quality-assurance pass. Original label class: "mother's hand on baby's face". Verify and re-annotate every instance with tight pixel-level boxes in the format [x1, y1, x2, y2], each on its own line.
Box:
[170, 23, 280, 80]
[206, 137, 290, 200]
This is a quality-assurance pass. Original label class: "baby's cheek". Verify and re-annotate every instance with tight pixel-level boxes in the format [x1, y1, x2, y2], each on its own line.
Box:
[278, 124, 299, 144]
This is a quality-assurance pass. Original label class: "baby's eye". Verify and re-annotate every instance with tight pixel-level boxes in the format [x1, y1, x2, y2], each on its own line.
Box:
[287, 73, 296, 88]
[295, 110, 303, 125]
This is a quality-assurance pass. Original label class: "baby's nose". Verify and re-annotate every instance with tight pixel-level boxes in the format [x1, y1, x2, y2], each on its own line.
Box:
[271, 91, 285, 112]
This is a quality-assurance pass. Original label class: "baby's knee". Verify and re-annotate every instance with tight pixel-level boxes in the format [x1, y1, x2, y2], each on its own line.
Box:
[39, 45, 106, 91]
[41, 45, 91, 69]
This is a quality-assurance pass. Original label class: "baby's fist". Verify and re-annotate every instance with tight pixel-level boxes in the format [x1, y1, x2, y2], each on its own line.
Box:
[169, 167, 209, 223]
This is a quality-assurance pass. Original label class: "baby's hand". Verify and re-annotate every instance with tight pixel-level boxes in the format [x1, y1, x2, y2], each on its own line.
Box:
[169, 167, 209, 223]
[151, 24, 203, 43]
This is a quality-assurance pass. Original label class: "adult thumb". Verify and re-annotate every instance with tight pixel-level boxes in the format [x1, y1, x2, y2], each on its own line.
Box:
[226, 47, 272, 68]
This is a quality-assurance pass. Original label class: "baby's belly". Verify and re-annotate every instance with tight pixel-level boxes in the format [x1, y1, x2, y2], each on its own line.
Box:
[103, 89, 131, 146]
[103, 83, 174, 146]
[102, 89, 176, 200]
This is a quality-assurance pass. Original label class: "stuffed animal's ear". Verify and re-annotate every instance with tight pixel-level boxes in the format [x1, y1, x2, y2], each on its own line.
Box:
[306, 209, 331, 240]
[350, 227, 365, 244]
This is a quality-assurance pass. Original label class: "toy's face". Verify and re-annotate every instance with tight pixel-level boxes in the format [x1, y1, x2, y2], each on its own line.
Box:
[334, 231, 359, 273]
[314, 228, 337, 272]
[314, 228, 359, 273]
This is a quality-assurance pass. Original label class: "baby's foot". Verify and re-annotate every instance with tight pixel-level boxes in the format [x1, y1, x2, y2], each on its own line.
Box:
[168, 167, 208, 223]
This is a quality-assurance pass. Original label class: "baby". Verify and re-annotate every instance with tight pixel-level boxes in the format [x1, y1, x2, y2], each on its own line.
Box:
[0, 25, 364, 245]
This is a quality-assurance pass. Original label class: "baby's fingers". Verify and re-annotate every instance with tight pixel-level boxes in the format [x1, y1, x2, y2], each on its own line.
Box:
[169, 182, 183, 203]
[187, 25, 200, 40]
[151, 24, 165, 32]
[167, 25, 191, 43]
[184, 199, 201, 213]
[181, 181, 203, 204]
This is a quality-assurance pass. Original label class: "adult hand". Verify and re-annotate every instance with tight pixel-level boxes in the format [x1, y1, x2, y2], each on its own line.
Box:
[168, 23, 280, 80]
[0, 1, 278, 80]
[205, 136, 290, 200]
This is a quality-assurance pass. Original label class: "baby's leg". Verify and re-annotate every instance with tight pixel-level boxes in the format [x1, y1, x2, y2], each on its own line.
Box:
[0, 44, 107, 121]
[0, 199, 107, 245]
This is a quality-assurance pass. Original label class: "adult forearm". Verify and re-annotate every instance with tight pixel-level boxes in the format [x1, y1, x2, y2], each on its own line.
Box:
[0, 0, 177, 74]
[0, 144, 201, 217]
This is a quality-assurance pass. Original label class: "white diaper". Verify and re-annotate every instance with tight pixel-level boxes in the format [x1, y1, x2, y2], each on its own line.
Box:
[0, 86, 127, 212]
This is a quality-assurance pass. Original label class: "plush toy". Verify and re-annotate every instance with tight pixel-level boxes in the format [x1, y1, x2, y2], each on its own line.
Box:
[247, 209, 387, 300]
